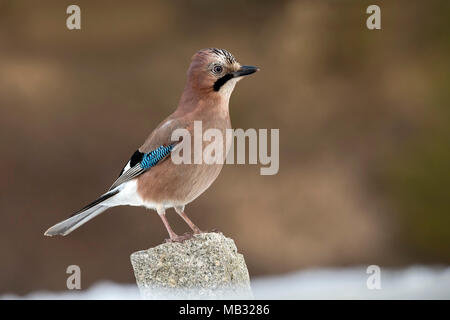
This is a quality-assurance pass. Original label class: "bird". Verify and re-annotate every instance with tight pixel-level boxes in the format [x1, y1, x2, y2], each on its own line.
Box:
[44, 48, 259, 241]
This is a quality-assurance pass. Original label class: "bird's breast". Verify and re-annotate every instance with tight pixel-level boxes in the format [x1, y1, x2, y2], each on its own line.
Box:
[136, 113, 231, 207]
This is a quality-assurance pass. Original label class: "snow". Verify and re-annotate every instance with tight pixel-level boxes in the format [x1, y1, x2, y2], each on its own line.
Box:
[2, 265, 450, 299]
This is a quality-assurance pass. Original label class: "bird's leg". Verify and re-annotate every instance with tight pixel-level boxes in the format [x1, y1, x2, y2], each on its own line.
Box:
[156, 206, 188, 242]
[174, 206, 202, 234]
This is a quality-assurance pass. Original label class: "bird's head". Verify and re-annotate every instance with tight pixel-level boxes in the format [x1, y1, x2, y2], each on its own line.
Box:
[186, 48, 259, 99]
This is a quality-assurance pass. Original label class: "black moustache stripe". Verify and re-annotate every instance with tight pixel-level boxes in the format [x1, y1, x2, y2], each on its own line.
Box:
[213, 73, 234, 91]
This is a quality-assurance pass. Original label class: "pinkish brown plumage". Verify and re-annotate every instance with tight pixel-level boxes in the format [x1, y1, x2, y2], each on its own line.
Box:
[44, 48, 258, 241]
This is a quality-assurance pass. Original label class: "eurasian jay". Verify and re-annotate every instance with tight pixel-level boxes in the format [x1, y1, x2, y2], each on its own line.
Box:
[44, 48, 258, 241]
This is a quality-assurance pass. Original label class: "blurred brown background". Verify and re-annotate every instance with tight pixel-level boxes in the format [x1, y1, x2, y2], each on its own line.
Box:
[1, 0, 449, 295]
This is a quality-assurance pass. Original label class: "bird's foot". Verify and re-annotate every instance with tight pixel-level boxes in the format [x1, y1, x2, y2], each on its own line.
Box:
[165, 232, 193, 243]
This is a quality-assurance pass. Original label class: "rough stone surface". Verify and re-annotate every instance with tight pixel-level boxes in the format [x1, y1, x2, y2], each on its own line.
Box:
[130, 232, 253, 299]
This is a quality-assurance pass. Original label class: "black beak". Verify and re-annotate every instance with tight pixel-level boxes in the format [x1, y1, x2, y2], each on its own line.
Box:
[233, 65, 259, 77]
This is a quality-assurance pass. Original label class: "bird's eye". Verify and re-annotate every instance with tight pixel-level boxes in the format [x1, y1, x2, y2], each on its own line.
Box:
[213, 65, 223, 74]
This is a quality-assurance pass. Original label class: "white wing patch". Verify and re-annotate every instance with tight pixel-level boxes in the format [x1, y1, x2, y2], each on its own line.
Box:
[123, 161, 131, 173]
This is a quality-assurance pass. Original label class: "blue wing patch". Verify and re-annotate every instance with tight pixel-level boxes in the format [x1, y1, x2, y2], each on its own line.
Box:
[140, 144, 174, 169]
[110, 144, 175, 190]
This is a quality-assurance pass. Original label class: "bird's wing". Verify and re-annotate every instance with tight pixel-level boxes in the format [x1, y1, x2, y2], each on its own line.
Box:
[109, 144, 175, 190]
[109, 116, 185, 191]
